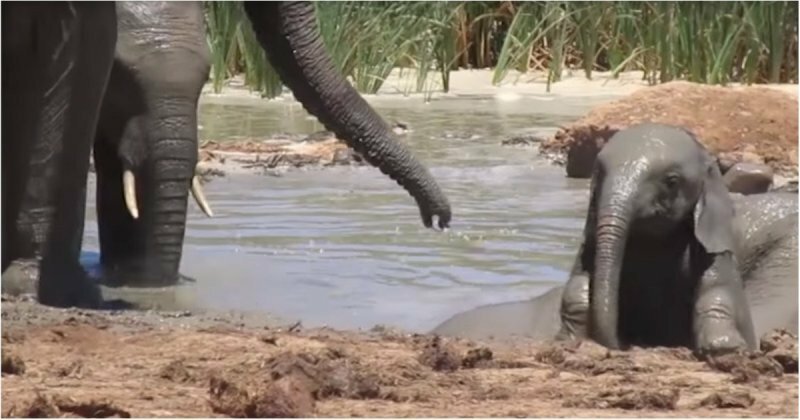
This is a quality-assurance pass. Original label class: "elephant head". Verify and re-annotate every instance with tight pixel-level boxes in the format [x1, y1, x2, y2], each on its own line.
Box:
[242, 1, 451, 229]
[586, 123, 736, 349]
[93, 1, 212, 286]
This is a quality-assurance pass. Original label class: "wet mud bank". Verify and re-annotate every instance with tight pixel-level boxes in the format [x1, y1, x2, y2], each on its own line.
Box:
[2, 296, 797, 417]
[534, 81, 799, 192]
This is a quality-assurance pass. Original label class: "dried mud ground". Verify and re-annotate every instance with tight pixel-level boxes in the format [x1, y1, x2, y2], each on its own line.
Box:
[1, 297, 798, 418]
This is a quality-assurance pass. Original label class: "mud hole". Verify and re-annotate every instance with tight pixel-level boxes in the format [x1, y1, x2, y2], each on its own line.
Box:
[1, 299, 797, 417]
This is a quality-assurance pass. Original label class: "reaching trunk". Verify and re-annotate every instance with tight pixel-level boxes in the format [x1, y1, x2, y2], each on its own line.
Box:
[242, 1, 450, 229]
[137, 109, 197, 285]
[96, 101, 198, 287]
[591, 175, 635, 349]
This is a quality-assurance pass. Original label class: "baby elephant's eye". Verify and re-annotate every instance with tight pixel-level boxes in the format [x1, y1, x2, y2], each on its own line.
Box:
[664, 173, 681, 188]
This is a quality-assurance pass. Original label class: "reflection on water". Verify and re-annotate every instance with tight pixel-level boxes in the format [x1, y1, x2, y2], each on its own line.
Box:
[82, 93, 618, 332]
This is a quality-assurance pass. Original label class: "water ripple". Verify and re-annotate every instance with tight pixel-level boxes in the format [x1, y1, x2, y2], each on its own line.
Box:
[82, 95, 598, 332]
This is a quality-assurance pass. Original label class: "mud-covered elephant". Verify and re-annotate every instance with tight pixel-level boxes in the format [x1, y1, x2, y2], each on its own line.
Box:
[433, 124, 797, 356]
[2, 1, 452, 307]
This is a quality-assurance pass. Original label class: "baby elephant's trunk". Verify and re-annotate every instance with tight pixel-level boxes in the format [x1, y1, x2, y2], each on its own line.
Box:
[591, 173, 636, 349]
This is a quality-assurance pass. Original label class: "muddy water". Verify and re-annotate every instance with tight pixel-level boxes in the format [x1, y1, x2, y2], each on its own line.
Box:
[83, 92, 622, 332]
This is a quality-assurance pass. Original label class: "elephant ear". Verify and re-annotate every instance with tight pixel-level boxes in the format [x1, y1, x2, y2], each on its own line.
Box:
[693, 152, 736, 254]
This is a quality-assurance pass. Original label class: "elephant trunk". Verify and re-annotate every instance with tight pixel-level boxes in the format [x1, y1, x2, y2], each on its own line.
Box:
[242, 1, 451, 229]
[591, 171, 637, 349]
[137, 106, 199, 285]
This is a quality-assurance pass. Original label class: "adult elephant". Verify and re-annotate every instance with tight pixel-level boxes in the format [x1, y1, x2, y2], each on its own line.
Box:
[93, 1, 213, 287]
[2, 1, 452, 306]
[433, 124, 797, 357]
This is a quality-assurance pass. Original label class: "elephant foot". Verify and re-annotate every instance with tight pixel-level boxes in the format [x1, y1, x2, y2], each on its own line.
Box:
[39, 264, 102, 308]
[694, 317, 750, 358]
[2, 258, 102, 308]
[558, 273, 591, 341]
[2, 258, 41, 298]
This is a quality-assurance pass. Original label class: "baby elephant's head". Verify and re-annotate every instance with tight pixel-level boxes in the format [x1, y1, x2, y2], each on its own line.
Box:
[592, 123, 732, 241]
[586, 123, 736, 350]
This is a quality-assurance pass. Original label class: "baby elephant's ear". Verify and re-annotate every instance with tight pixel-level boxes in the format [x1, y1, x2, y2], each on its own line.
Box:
[693, 157, 736, 254]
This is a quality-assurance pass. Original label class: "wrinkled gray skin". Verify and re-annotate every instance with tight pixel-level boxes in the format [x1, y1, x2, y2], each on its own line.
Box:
[434, 125, 797, 356]
[93, 2, 211, 287]
[564, 123, 759, 356]
[2, 1, 451, 307]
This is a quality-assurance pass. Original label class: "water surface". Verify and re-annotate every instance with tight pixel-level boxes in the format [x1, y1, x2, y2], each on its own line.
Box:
[83, 92, 622, 331]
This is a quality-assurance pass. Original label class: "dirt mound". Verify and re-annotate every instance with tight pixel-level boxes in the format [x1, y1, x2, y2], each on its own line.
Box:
[2, 299, 797, 417]
[540, 81, 798, 178]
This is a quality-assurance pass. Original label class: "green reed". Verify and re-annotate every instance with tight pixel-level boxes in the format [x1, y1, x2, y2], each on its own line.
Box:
[204, 1, 798, 99]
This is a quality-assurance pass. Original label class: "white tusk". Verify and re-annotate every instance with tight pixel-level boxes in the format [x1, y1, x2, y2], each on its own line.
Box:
[191, 176, 213, 217]
[123, 170, 139, 220]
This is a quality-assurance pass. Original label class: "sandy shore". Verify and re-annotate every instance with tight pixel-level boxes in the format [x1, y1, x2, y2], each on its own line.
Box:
[201, 69, 798, 103]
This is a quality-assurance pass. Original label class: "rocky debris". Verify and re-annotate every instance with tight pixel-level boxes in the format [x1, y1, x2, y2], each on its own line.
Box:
[723, 162, 774, 195]
[540, 81, 798, 180]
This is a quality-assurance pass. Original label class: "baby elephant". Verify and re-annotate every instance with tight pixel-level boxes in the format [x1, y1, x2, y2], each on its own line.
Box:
[558, 123, 759, 356]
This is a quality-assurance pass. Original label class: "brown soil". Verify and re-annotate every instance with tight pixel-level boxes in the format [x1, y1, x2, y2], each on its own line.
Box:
[540, 81, 799, 177]
[2, 298, 797, 418]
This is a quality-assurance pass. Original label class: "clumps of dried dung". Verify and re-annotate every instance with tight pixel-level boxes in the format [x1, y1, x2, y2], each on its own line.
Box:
[699, 389, 756, 409]
[461, 346, 494, 368]
[534, 340, 650, 376]
[5, 393, 131, 418]
[760, 329, 798, 374]
[706, 351, 784, 383]
[417, 336, 463, 372]
[564, 386, 680, 410]
[159, 359, 194, 383]
[209, 375, 314, 418]
[209, 346, 386, 417]
[416, 336, 499, 372]
[2, 352, 26, 375]
[264, 348, 380, 399]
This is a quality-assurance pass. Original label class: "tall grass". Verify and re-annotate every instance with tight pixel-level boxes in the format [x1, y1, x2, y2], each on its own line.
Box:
[204, 1, 798, 98]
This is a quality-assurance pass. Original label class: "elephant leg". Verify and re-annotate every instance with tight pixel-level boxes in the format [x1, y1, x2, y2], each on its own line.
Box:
[556, 271, 591, 341]
[2, 3, 118, 307]
[556, 243, 592, 341]
[743, 215, 799, 338]
[692, 254, 757, 357]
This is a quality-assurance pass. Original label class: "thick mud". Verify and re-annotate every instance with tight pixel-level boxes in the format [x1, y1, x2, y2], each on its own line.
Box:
[2, 297, 797, 418]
